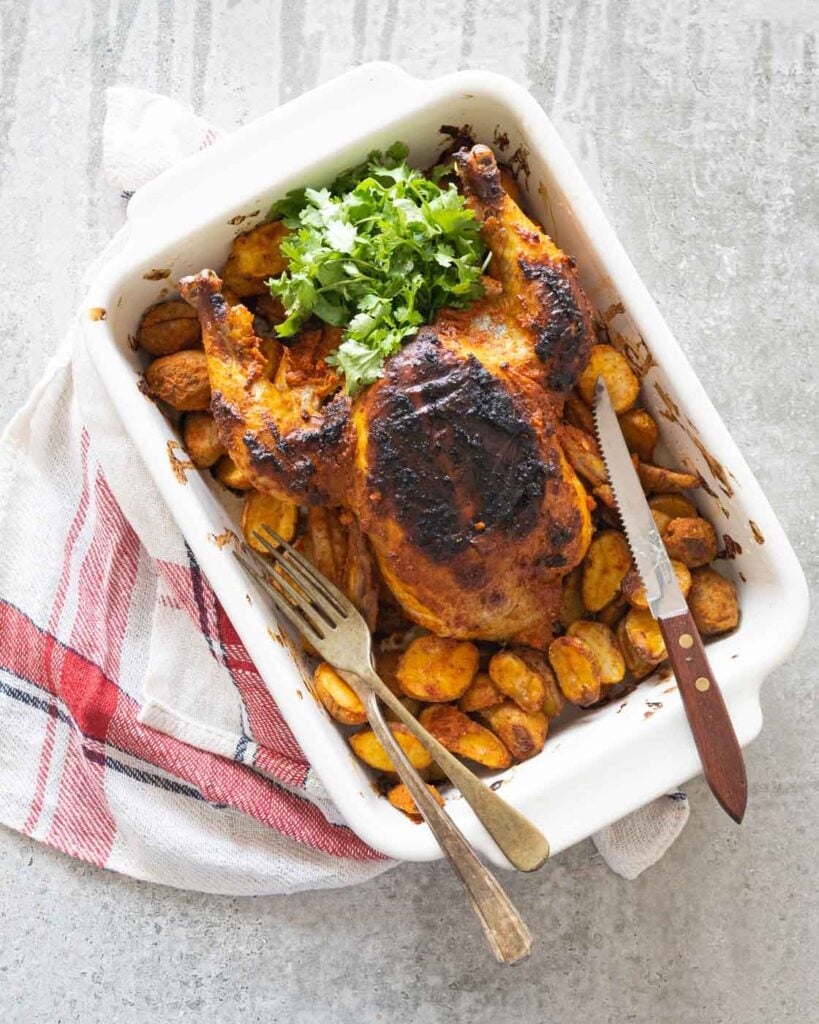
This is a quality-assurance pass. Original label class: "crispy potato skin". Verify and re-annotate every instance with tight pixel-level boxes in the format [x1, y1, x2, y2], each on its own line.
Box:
[663, 517, 718, 568]
[223, 220, 290, 297]
[624, 607, 667, 664]
[145, 350, 211, 411]
[618, 408, 659, 461]
[616, 617, 657, 680]
[582, 530, 632, 612]
[387, 782, 445, 821]
[577, 345, 639, 412]
[559, 566, 585, 629]
[183, 412, 224, 468]
[459, 671, 503, 713]
[638, 462, 700, 494]
[480, 702, 547, 761]
[397, 635, 479, 703]
[349, 723, 432, 773]
[649, 493, 698, 520]
[566, 620, 625, 685]
[241, 490, 299, 552]
[313, 663, 367, 725]
[419, 704, 512, 770]
[488, 648, 549, 713]
[688, 567, 739, 635]
[137, 300, 201, 356]
[548, 635, 602, 706]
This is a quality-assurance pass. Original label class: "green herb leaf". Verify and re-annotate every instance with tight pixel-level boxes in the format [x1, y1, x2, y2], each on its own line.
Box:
[268, 144, 486, 393]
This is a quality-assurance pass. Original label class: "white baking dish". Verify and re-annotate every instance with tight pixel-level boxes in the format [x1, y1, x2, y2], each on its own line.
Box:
[82, 63, 808, 866]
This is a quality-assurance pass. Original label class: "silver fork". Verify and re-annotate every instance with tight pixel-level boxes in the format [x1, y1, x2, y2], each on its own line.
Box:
[235, 525, 547, 964]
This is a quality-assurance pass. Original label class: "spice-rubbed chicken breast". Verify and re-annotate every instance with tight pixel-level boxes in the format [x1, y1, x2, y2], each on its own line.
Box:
[180, 144, 596, 647]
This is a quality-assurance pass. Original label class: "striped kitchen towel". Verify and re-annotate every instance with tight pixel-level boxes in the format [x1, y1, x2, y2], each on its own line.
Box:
[0, 87, 688, 894]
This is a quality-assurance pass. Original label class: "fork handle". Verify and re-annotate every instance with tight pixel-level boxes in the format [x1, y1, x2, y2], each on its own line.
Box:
[341, 667, 549, 872]
[356, 685, 532, 965]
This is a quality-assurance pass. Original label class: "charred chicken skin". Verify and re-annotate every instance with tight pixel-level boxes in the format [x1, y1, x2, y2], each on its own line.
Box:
[180, 145, 596, 647]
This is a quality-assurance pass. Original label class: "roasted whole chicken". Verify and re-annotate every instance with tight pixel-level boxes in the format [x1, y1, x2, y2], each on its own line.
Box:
[180, 145, 596, 647]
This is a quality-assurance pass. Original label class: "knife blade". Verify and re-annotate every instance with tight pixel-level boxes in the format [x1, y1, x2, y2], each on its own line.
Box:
[592, 376, 747, 823]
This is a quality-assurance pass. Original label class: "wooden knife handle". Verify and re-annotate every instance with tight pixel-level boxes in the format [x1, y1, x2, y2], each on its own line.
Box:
[659, 610, 747, 823]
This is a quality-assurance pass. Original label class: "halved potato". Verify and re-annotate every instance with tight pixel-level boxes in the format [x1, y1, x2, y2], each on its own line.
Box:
[559, 566, 585, 629]
[419, 705, 512, 770]
[241, 490, 299, 552]
[615, 617, 657, 680]
[480, 702, 547, 762]
[688, 567, 739, 635]
[387, 782, 445, 822]
[566, 620, 625, 685]
[137, 299, 201, 356]
[182, 412, 224, 469]
[618, 408, 659, 461]
[638, 461, 700, 494]
[577, 344, 640, 412]
[313, 663, 366, 725]
[663, 517, 718, 568]
[459, 672, 504, 713]
[488, 648, 549, 713]
[621, 560, 692, 609]
[651, 509, 673, 535]
[649, 493, 698, 520]
[624, 607, 667, 664]
[214, 454, 252, 491]
[541, 666, 567, 719]
[397, 635, 479, 703]
[548, 636, 602, 707]
[349, 723, 432, 773]
[222, 219, 289, 297]
[581, 530, 632, 612]
[145, 350, 211, 412]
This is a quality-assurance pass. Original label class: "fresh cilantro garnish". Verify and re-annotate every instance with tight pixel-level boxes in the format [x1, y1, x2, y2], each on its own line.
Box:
[268, 142, 487, 394]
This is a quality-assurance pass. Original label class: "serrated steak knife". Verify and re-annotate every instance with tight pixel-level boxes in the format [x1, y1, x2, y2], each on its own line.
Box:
[593, 377, 747, 823]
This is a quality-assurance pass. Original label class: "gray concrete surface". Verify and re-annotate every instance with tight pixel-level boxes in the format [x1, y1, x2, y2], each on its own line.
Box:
[0, 1, 817, 1021]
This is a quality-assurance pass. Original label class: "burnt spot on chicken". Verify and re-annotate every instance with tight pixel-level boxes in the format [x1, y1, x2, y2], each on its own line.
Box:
[519, 258, 593, 391]
[367, 331, 549, 562]
[455, 145, 504, 210]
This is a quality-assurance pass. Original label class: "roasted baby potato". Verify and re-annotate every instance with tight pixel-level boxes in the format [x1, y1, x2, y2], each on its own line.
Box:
[480, 702, 547, 762]
[349, 723, 432, 773]
[214, 454, 252, 491]
[419, 705, 512, 770]
[624, 607, 667, 665]
[648, 493, 698, 520]
[615, 617, 657, 680]
[487, 648, 551, 713]
[145, 349, 211, 411]
[559, 566, 585, 629]
[577, 344, 639, 412]
[582, 530, 632, 612]
[241, 490, 299, 552]
[560, 424, 608, 489]
[663, 517, 718, 568]
[397, 635, 479, 703]
[621, 559, 692, 609]
[222, 219, 289, 297]
[387, 782, 445, 822]
[540, 664, 567, 718]
[638, 461, 700, 494]
[313, 663, 366, 725]
[688, 567, 739, 635]
[182, 411, 224, 468]
[548, 635, 602, 706]
[566, 620, 625, 685]
[596, 592, 629, 628]
[137, 299, 201, 357]
[651, 508, 673, 535]
[459, 671, 503, 713]
[618, 408, 659, 461]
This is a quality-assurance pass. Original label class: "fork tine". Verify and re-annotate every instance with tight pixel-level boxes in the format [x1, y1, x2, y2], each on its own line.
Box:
[252, 528, 348, 620]
[247, 536, 339, 630]
[233, 551, 326, 647]
[259, 525, 351, 615]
